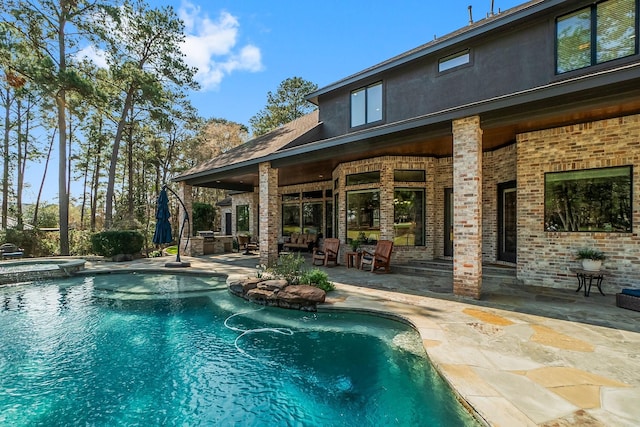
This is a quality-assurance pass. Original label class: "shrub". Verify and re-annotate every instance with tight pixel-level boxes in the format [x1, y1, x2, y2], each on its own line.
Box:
[267, 252, 306, 284]
[1, 229, 58, 257]
[193, 202, 216, 234]
[90, 230, 144, 257]
[300, 268, 335, 292]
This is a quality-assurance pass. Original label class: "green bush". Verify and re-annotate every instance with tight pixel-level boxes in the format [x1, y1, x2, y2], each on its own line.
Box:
[193, 202, 216, 234]
[90, 230, 144, 257]
[267, 252, 306, 284]
[300, 268, 335, 292]
[1, 229, 58, 257]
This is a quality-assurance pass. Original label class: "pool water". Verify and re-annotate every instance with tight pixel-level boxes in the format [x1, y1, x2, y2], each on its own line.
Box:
[0, 274, 478, 426]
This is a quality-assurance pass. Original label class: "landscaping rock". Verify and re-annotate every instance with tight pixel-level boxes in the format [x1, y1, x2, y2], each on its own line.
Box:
[257, 279, 288, 292]
[228, 279, 326, 311]
[278, 285, 326, 304]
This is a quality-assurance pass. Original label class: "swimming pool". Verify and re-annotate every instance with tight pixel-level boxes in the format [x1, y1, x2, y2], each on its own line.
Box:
[0, 273, 479, 426]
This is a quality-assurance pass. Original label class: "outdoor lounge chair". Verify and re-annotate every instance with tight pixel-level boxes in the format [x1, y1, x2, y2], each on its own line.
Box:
[236, 235, 257, 254]
[312, 238, 340, 267]
[0, 243, 24, 260]
[360, 240, 393, 273]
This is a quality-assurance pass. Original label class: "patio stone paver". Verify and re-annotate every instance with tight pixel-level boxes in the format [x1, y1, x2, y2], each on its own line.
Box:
[82, 253, 640, 426]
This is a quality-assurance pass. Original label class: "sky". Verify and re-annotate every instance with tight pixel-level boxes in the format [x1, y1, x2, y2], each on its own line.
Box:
[151, 0, 526, 125]
[23, 0, 527, 205]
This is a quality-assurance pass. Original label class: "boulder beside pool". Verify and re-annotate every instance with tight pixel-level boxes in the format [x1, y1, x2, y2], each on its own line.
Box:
[228, 278, 326, 311]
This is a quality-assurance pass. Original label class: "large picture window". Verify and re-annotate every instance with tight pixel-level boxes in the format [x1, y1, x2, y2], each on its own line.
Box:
[556, 0, 636, 73]
[282, 204, 301, 236]
[351, 82, 382, 127]
[347, 190, 380, 243]
[303, 202, 322, 235]
[544, 166, 632, 232]
[236, 205, 249, 233]
[394, 189, 425, 246]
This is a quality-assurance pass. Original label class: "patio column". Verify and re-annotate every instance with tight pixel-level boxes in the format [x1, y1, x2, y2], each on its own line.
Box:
[178, 181, 193, 256]
[258, 162, 279, 266]
[452, 116, 483, 299]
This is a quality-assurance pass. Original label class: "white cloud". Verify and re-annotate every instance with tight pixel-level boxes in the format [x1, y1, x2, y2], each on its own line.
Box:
[77, 45, 108, 69]
[179, 1, 263, 91]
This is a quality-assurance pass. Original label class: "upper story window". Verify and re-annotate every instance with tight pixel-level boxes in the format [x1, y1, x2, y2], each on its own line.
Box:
[556, 0, 637, 74]
[351, 82, 382, 127]
[438, 50, 470, 72]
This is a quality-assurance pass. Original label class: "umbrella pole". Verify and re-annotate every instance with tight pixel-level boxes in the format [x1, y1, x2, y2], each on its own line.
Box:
[163, 184, 191, 268]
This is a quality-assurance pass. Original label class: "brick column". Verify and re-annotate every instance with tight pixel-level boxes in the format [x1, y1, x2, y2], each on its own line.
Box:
[452, 116, 483, 299]
[259, 162, 279, 266]
[178, 182, 193, 256]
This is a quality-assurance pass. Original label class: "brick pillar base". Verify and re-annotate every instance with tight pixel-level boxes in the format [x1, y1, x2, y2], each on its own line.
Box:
[452, 116, 482, 299]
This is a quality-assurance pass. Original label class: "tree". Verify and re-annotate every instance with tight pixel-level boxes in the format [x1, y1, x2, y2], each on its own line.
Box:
[101, 0, 198, 229]
[249, 77, 317, 136]
[3, 0, 111, 254]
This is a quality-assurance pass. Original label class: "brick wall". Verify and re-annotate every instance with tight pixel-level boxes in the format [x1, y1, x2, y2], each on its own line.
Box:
[231, 192, 255, 237]
[517, 114, 640, 289]
[482, 144, 517, 263]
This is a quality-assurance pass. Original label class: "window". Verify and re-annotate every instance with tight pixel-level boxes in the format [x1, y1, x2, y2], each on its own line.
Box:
[302, 190, 323, 199]
[236, 205, 249, 232]
[556, 0, 636, 73]
[544, 166, 632, 232]
[325, 200, 334, 238]
[394, 189, 425, 246]
[394, 169, 426, 182]
[346, 171, 380, 186]
[351, 82, 382, 127]
[438, 50, 470, 72]
[282, 204, 301, 236]
[282, 192, 299, 202]
[347, 190, 380, 243]
[303, 202, 323, 235]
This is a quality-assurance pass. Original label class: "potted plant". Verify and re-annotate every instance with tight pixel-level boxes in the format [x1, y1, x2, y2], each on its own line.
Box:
[349, 238, 361, 252]
[576, 248, 605, 271]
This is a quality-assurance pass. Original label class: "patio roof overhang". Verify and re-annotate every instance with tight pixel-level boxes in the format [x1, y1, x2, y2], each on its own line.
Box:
[175, 62, 640, 191]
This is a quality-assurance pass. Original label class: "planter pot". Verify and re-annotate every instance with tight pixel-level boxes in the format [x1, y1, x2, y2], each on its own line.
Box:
[582, 259, 602, 271]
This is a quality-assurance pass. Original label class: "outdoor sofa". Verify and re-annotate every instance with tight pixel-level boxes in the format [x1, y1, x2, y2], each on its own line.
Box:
[283, 233, 317, 252]
[616, 288, 640, 312]
[0, 243, 24, 260]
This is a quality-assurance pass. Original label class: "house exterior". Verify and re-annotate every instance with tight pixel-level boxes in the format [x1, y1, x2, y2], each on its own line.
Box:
[175, 0, 640, 299]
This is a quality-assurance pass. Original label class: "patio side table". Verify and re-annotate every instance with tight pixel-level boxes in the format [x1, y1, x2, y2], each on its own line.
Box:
[346, 251, 361, 269]
[571, 268, 605, 297]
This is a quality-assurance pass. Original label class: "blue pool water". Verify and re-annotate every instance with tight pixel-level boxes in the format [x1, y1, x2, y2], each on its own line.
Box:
[0, 274, 478, 426]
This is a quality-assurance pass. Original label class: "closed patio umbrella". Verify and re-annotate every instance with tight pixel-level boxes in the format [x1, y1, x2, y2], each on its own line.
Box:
[152, 188, 172, 245]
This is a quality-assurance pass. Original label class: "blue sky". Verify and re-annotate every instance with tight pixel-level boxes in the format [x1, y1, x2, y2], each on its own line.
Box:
[155, 0, 526, 126]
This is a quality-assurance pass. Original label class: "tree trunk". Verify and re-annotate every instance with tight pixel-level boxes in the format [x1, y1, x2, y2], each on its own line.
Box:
[104, 87, 135, 229]
[57, 11, 70, 255]
[15, 99, 23, 230]
[33, 129, 56, 227]
[2, 86, 11, 230]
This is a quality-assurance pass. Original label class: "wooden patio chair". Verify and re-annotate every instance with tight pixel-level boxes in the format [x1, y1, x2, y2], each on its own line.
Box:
[312, 238, 340, 267]
[360, 240, 394, 273]
[236, 235, 257, 254]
